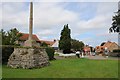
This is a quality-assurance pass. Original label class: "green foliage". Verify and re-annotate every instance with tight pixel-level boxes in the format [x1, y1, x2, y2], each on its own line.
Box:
[113, 49, 120, 53]
[45, 47, 55, 60]
[0, 29, 7, 45]
[0, 33, 2, 45]
[0, 28, 22, 45]
[7, 28, 22, 45]
[109, 49, 120, 57]
[41, 42, 48, 47]
[109, 9, 120, 33]
[0, 31, 2, 45]
[59, 24, 71, 51]
[71, 39, 84, 51]
[1, 46, 14, 64]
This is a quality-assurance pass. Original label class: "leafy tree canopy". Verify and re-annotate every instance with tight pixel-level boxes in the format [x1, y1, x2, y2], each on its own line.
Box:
[0, 28, 22, 45]
[71, 39, 84, 51]
[109, 6, 120, 33]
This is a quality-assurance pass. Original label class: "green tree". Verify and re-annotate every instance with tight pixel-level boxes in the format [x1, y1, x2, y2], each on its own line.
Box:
[71, 39, 84, 51]
[0, 32, 1, 45]
[0, 28, 22, 45]
[59, 24, 71, 52]
[109, 3, 120, 33]
[0, 29, 8, 45]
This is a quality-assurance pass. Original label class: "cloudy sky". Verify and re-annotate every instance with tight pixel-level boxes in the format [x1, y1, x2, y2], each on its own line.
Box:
[1, 0, 119, 47]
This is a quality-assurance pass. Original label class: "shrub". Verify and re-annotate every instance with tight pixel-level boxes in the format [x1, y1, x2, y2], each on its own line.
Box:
[63, 50, 74, 54]
[113, 49, 120, 53]
[108, 49, 120, 57]
[109, 52, 120, 57]
[1, 45, 14, 64]
[45, 47, 55, 60]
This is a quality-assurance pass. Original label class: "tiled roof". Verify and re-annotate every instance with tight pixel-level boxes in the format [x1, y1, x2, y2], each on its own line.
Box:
[19, 33, 55, 46]
[40, 40, 55, 46]
[52, 40, 59, 47]
[19, 33, 40, 41]
[96, 46, 104, 48]
[103, 41, 115, 48]
[96, 41, 118, 49]
[84, 46, 91, 51]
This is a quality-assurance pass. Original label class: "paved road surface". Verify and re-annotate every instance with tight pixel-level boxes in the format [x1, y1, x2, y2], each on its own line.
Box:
[54, 54, 120, 60]
[86, 55, 120, 60]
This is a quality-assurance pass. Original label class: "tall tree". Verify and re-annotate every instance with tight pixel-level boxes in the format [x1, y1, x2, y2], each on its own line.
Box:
[109, 2, 120, 33]
[59, 24, 71, 52]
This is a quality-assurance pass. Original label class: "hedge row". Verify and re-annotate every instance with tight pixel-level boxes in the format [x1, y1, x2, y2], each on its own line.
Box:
[1, 46, 14, 64]
[113, 49, 120, 53]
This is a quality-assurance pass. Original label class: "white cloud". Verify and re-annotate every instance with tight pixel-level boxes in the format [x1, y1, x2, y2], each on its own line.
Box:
[77, 15, 111, 30]
[37, 29, 53, 36]
[2, 2, 29, 31]
[96, 2, 118, 15]
[34, 2, 78, 29]
[71, 2, 118, 37]
[1, 0, 120, 2]
[1, 2, 119, 47]
[0, 3, 2, 29]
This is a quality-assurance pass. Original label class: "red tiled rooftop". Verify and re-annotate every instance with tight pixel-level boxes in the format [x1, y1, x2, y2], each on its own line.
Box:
[40, 40, 55, 46]
[19, 33, 40, 41]
[19, 33, 55, 46]
[95, 41, 118, 49]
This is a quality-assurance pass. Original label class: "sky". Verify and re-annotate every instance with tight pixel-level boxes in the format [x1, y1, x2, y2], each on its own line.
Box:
[1, 0, 120, 47]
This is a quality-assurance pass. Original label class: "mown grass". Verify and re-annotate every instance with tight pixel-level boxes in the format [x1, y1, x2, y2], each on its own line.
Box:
[2, 58, 118, 78]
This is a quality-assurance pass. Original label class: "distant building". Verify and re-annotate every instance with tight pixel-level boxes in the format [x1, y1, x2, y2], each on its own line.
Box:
[40, 40, 55, 47]
[95, 41, 119, 53]
[17, 33, 40, 46]
[95, 46, 104, 53]
[83, 45, 91, 55]
[17, 33, 55, 47]
[51, 40, 59, 49]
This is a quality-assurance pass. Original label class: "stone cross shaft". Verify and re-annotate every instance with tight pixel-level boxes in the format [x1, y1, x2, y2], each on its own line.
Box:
[24, 2, 39, 47]
[29, 2, 33, 40]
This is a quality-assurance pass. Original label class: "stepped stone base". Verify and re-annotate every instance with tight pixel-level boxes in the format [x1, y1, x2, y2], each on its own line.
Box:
[24, 39, 39, 47]
[7, 48, 50, 69]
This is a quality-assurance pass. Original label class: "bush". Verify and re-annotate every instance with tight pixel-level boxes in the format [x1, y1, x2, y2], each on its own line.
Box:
[63, 50, 74, 54]
[109, 52, 120, 57]
[1, 45, 14, 64]
[113, 49, 120, 53]
[45, 47, 55, 60]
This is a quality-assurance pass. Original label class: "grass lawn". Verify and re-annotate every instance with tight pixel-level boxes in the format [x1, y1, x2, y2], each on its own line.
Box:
[2, 58, 118, 78]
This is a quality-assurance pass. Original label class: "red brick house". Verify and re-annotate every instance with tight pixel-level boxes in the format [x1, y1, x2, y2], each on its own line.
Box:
[17, 33, 55, 47]
[16, 33, 40, 46]
[95, 41, 119, 53]
[83, 45, 91, 55]
[40, 40, 55, 47]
